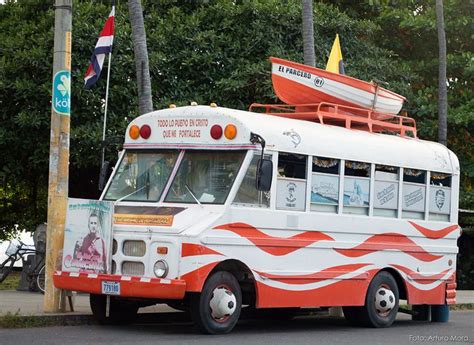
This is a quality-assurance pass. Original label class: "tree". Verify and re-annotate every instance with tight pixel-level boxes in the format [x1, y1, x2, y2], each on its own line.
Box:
[436, 0, 447, 146]
[0, 1, 137, 239]
[323, 0, 474, 210]
[301, 0, 315, 66]
[128, 0, 153, 115]
[1, 0, 472, 242]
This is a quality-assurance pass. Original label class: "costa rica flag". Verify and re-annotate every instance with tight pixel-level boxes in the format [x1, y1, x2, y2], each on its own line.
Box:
[84, 7, 115, 89]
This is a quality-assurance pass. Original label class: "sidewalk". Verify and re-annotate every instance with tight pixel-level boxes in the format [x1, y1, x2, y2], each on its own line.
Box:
[0, 290, 177, 316]
[1, 290, 473, 317]
[456, 290, 474, 304]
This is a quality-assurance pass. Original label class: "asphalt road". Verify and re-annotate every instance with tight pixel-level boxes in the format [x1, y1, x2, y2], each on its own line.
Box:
[0, 311, 472, 345]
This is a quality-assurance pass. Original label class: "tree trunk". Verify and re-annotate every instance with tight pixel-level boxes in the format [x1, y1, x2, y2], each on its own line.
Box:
[436, 0, 447, 146]
[128, 0, 153, 115]
[302, 0, 315, 67]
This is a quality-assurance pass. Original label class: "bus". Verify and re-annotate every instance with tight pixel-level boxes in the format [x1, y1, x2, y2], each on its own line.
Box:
[54, 102, 460, 334]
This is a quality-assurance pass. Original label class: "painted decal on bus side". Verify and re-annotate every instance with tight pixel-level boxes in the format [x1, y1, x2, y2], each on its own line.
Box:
[113, 206, 185, 226]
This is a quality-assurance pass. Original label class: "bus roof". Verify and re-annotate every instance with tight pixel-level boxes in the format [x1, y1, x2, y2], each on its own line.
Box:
[125, 105, 459, 174]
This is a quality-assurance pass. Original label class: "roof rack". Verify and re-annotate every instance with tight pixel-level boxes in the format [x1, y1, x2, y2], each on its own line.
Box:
[249, 102, 417, 138]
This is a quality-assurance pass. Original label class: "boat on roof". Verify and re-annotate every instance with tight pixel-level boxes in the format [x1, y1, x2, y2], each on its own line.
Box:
[271, 57, 406, 115]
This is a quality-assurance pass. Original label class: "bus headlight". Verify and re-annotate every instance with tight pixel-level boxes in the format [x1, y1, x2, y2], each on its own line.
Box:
[153, 260, 168, 278]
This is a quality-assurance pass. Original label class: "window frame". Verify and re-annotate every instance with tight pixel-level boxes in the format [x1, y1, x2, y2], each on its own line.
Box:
[309, 156, 341, 214]
[232, 151, 272, 208]
[163, 149, 247, 205]
[103, 149, 181, 203]
[401, 169, 427, 220]
[373, 165, 400, 218]
[276, 152, 308, 212]
[342, 160, 372, 216]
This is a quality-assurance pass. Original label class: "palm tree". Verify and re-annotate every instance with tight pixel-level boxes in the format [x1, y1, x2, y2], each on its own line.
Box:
[128, 0, 153, 115]
[436, 0, 447, 146]
[302, 0, 315, 66]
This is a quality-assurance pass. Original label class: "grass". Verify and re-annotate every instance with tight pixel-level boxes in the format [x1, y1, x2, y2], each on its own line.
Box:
[0, 312, 57, 328]
[0, 270, 21, 291]
[0, 311, 94, 329]
[450, 303, 474, 311]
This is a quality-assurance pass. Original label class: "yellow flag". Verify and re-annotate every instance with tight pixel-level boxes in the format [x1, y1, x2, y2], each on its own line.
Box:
[326, 34, 345, 74]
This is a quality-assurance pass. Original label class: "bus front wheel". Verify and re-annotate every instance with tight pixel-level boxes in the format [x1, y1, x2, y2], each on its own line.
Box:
[190, 271, 242, 334]
[343, 271, 399, 328]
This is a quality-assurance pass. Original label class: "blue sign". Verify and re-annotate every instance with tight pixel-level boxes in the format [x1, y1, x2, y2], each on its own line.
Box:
[52, 70, 71, 115]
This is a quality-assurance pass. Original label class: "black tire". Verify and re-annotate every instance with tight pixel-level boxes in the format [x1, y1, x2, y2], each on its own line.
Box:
[89, 294, 139, 325]
[36, 265, 45, 294]
[0, 258, 15, 283]
[351, 271, 399, 328]
[190, 271, 242, 334]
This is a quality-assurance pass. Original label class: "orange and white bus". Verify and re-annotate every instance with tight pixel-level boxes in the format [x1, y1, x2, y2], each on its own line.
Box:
[54, 102, 460, 334]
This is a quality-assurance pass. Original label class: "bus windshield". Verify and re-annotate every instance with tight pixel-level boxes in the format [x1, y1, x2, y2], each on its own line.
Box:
[164, 150, 246, 204]
[104, 150, 179, 202]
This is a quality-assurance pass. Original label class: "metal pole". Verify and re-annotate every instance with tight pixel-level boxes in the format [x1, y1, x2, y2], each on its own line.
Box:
[101, 52, 113, 168]
[44, 0, 72, 313]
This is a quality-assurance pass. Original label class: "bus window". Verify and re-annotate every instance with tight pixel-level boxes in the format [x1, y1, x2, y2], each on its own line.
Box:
[373, 165, 399, 218]
[233, 153, 271, 208]
[104, 150, 180, 202]
[164, 150, 245, 204]
[277, 152, 307, 179]
[429, 172, 451, 221]
[402, 169, 426, 220]
[343, 160, 370, 215]
[276, 152, 307, 211]
[310, 156, 339, 213]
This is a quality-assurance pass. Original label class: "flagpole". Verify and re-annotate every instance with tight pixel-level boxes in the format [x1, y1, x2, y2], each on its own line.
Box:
[101, 51, 112, 168]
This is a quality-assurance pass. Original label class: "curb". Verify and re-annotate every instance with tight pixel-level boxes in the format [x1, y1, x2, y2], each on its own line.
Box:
[0, 313, 95, 328]
[0, 312, 191, 329]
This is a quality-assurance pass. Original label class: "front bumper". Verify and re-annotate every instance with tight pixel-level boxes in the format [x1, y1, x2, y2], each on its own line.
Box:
[53, 271, 186, 299]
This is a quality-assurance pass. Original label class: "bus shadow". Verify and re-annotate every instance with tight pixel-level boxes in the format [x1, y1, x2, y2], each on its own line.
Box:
[116, 311, 430, 336]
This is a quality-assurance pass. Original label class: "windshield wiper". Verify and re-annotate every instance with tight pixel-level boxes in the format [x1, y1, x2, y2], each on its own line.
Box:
[116, 184, 148, 203]
[185, 184, 202, 207]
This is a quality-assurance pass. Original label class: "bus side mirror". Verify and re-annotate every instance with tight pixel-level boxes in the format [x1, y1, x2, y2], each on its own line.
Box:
[256, 159, 273, 192]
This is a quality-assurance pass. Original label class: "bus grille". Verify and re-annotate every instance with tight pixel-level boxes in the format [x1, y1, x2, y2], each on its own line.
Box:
[122, 261, 145, 276]
[123, 240, 146, 257]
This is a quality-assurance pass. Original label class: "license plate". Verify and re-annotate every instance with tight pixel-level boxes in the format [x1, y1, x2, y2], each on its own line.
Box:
[101, 281, 120, 295]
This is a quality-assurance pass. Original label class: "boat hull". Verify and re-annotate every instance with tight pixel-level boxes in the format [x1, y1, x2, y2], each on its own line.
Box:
[271, 57, 405, 115]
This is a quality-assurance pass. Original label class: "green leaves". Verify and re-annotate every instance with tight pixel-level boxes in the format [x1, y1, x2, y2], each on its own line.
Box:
[0, 0, 472, 239]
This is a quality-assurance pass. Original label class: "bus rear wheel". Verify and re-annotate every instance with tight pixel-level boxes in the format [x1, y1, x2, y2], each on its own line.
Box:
[343, 271, 399, 328]
[190, 271, 242, 334]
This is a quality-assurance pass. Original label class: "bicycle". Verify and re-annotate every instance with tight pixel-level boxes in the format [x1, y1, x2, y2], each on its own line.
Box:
[0, 239, 45, 293]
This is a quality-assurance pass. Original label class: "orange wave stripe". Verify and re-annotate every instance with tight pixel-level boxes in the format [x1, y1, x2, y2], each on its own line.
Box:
[405, 280, 447, 305]
[255, 270, 378, 308]
[256, 263, 370, 285]
[180, 262, 220, 292]
[335, 233, 442, 262]
[181, 243, 222, 257]
[214, 222, 334, 256]
[409, 222, 459, 239]
[391, 264, 452, 284]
